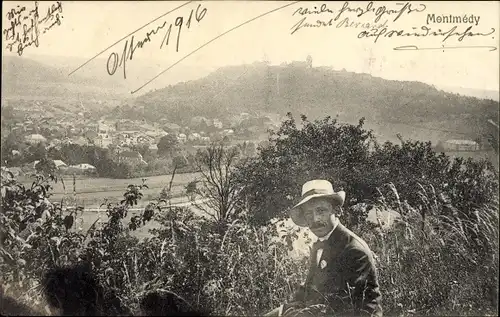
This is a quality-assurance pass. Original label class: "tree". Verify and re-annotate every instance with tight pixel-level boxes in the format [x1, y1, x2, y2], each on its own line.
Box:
[35, 157, 57, 176]
[193, 142, 242, 223]
[234, 113, 498, 228]
[237, 141, 257, 157]
[59, 144, 86, 165]
[1, 105, 15, 122]
[27, 143, 47, 162]
[172, 154, 188, 169]
[157, 135, 178, 157]
[132, 144, 151, 158]
[306, 55, 313, 68]
[234, 113, 375, 226]
[0, 105, 18, 134]
[185, 180, 198, 201]
[474, 137, 483, 150]
[1, 131, 26, 166]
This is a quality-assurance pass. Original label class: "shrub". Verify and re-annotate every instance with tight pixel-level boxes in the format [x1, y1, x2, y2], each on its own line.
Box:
[234, 114, 377, 226]
[0, 168, 84, 313]
[234, 113, 498, 231]
[140, 207, 308, 315]
[0, 167, 307, 316]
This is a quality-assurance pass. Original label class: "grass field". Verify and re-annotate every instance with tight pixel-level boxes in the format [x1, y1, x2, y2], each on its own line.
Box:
[19, 172, 201, 208]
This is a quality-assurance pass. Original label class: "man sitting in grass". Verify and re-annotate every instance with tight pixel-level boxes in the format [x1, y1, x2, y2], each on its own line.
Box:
[265, 180, 383, 317]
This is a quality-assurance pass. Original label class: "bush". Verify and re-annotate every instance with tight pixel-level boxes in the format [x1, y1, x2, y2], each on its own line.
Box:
[234, 114, 377, 226]
[0, 169, 84, 313]
[134, 207, 308, 315]
[0, 167, 307, 316]
[234, 113, 498, 230]
[35, 157, 57, 176]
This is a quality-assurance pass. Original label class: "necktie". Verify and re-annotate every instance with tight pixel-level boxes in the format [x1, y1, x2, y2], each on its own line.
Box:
[314, 240, 327, 266]
[314, 239, 327, 250]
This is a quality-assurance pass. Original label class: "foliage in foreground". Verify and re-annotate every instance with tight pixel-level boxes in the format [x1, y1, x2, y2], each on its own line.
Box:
[1, 165, 498, 316]
[356, 185, 499, 316]
[0, 168, 307, 315]
[1, 109, 499, 316]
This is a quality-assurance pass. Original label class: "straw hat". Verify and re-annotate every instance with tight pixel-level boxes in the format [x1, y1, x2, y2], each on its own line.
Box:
[288, 179, 345, 227]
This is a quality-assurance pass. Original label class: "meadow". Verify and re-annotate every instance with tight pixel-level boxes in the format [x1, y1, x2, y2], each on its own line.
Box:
[18, 171, 201, 207]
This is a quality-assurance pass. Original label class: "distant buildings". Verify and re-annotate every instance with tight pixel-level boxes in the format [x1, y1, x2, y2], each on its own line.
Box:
[53, 160, 68, 169]
[96, 134, 113, 148]
[32, 159, 67, 170]
[71, 136, 88, 146]
[188, 133, 201, 142]
[137, 135, 155, 144]
[118, 151, 147, 166]
[148, 144, 158, 152]
[201, 136, 210, 143]
[177, 133, 187, 143]
[68, 163, 97, 174]
[25, 134, 47, 144]
[222, 129, 234, 136]
[163, 123, 182, 134]
[442, 139, 479, 151]
[98, 121, 116, 134]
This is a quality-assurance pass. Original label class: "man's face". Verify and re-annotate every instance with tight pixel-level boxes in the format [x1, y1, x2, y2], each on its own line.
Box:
[302, 198, 338, 238]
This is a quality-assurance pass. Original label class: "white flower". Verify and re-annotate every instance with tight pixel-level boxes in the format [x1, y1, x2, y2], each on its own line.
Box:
[320, 260, 327, 269]
[203, 279, 220, 296]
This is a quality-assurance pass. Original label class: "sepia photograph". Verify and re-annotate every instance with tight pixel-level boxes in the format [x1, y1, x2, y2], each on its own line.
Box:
[1, 1, 499, 316]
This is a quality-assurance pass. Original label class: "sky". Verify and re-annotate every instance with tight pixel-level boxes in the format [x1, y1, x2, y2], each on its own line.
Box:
[2, 1, 500, 93]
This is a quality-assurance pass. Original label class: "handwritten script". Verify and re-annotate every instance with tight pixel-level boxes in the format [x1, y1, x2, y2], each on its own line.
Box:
[3, 1, 63, 56]
[106, 4, 207, 80]
[291, 1, 426, 34]
[358, 25, 496, 44]
[70, 1, 299, 95]
[290, 1, 496, 51]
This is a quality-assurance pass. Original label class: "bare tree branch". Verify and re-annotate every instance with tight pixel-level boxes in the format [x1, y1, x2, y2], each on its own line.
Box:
[193, 142, 242, 223]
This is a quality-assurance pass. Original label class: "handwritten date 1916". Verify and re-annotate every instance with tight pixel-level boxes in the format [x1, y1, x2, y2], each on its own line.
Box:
[107, 4, 207, 79]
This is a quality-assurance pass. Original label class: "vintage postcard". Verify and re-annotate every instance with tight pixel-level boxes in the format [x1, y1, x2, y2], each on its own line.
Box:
[1, 1, 499, 316]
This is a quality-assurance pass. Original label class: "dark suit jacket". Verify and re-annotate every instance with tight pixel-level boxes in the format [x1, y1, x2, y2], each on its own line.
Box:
[291, 223, 383, 317]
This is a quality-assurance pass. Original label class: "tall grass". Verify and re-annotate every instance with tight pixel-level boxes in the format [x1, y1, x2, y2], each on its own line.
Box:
[356, 183, 499, 316]
[1, 170, 498, 316]
[101, 208, 310, 316]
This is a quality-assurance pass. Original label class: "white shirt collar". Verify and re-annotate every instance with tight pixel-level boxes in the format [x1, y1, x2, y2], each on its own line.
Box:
[317, 215, 339, 242]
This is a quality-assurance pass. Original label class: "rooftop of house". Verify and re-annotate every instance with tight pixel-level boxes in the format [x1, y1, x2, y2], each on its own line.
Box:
[445, 139, 478, 145]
